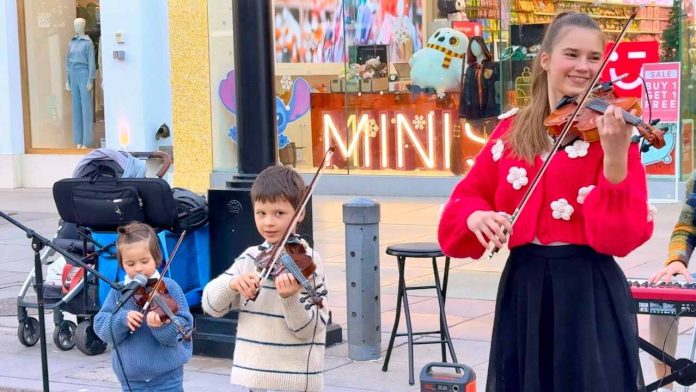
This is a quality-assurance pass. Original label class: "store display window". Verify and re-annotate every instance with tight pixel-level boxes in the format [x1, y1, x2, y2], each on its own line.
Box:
[303, 0, 493, 176]
[210, 0, 693, 179]
[208, 0, 239, 172]
[19, 0, 104, 152]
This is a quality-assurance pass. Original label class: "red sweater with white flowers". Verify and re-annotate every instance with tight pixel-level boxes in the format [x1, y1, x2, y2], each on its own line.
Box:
[438, 116, 654, 259]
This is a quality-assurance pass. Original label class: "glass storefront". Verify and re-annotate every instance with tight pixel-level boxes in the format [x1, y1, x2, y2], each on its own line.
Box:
[19, 0, 104, 152]
[208, 0, 238, 172]
[207, 0, 692, 180]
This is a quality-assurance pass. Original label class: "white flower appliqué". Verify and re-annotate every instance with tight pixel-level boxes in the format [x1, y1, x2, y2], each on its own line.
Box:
[551, 198, 574, 221]
[576, 185, 596, 204]
[491, 139, 504, 162]
[647, 203, 658, 222]
[565, 139, 590, 159]
[507, 167, 528, 190]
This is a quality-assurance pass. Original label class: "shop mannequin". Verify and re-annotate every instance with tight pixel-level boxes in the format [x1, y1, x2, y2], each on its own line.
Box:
[65, 18, 95, 148]
[459, 36, 498, 119]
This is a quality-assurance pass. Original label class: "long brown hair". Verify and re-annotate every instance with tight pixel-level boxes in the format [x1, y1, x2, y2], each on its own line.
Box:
[505, 12, 605, 163]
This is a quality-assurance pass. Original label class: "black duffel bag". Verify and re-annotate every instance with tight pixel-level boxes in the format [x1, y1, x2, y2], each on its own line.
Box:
[172, 187, 208, 232]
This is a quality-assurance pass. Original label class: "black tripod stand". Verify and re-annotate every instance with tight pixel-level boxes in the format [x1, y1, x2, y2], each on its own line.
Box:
[0, 210, 120, 392]
[641, 337, 696, 391]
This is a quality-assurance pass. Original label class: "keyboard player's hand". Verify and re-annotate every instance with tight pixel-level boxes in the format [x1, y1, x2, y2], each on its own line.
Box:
[650, 261, 691, 284]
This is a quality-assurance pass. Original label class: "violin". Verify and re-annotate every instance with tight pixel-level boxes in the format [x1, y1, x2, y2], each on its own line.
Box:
[252, 234, 326, 309]
[544, 84, 666, 150]
[133, 279, 192, 341]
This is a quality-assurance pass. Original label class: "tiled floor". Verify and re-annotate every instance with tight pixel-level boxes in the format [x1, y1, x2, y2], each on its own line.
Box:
[0, 189, 692, 391]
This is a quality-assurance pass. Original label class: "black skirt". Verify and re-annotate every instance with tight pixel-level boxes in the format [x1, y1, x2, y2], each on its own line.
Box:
[486, 244, 644, 392]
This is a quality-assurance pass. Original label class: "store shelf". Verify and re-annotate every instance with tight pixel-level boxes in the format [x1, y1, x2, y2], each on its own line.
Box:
[557, 0, 670, 6]
[587, 14, 631, 19]
[604, 30, 662, 34]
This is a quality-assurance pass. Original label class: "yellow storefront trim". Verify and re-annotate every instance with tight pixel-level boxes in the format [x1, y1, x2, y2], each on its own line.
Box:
[168, 0, 212, 193]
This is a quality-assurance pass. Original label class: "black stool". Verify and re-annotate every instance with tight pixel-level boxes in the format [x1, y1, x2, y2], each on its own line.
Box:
[381, 242, 458, 385]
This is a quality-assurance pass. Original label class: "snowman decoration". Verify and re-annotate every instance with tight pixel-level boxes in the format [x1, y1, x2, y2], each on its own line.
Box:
[409, 28, 468, 93]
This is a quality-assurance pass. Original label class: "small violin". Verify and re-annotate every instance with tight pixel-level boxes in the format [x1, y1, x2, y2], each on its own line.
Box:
[544, 85, 666, 150]
[134, 279, 192, 341]
[252, 235, 326, 309]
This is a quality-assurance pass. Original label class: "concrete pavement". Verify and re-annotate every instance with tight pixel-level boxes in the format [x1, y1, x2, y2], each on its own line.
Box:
[0, 188, 690, 391]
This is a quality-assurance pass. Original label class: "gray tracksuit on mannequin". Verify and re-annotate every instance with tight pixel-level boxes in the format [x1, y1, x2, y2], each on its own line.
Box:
[66, 35, 96, 147]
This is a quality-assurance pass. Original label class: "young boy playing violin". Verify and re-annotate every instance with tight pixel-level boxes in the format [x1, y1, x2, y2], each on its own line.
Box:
[94, 222, 193, 392]
[203, 165, 328, 392]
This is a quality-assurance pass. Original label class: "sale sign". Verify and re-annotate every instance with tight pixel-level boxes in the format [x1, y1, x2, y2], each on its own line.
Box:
[641, 62, 680, 123]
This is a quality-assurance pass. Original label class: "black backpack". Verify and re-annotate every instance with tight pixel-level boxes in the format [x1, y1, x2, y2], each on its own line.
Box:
[172, 188, 208, 232]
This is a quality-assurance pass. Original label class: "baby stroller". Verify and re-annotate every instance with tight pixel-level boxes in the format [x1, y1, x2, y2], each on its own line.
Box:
[16, 150, 210, 355]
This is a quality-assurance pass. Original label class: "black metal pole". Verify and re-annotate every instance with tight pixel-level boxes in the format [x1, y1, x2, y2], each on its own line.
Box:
[232, 0, 277, 174]
[31, 238, 50, 392]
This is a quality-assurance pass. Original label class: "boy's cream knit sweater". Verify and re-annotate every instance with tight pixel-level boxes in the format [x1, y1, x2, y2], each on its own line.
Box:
[202, 243, 328, 392]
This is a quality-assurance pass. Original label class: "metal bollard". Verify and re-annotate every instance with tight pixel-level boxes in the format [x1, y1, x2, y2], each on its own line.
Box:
[343, 198, 381, 360]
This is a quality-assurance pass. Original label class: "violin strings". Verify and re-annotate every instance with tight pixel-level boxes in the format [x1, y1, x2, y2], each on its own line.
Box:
[279, 255, 316, 301]
[586, 100, 644, 125]
[152, 290, 191, 338]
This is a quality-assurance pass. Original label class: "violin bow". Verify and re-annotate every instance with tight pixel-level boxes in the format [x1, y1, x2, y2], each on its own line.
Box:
[243, 146, 335, 306]
[140, 229, 187, 313]
[486, 10, 638, 260]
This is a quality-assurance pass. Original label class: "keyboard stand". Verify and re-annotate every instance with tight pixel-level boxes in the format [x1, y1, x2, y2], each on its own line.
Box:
[640, 337, 696, 391]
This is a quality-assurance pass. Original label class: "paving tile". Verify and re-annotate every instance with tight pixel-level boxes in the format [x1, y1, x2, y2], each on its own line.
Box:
[0, 189, 690, 392]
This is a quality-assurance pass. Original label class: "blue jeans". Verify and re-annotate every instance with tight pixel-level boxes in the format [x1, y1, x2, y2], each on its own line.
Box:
[68, 65, 94, 147]
[121, 367, 184, 392]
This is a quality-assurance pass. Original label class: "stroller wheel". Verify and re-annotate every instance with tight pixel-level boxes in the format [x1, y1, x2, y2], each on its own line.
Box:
[75, 319, 107, 356]
[53, 320, 77, 351]
[17, 317, 40, 347]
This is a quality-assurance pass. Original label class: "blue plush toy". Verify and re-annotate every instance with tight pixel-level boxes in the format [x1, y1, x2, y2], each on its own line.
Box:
[409, 28, 468, 93]
[219, 70, 311, 148]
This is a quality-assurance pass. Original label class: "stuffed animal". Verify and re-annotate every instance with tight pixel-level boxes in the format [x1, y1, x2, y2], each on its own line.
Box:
[409, 28, 468, 92]
[219, 70, 311, 148]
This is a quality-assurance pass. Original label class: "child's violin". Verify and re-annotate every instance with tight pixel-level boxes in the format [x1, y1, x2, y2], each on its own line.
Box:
[254, 235, 316, 280]
[544, 85, 666, 150]
[252, 235, 326, 309]
[134, 279, 192, 341]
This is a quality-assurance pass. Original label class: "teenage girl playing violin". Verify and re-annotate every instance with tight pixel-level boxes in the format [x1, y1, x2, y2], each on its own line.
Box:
[93, 222, 193, 392]
[203, 165, 328, 392]
[439, 12, 653, 391]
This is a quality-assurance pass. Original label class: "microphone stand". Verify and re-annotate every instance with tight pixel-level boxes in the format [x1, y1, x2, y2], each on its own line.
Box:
[0, 210, 120, 392]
